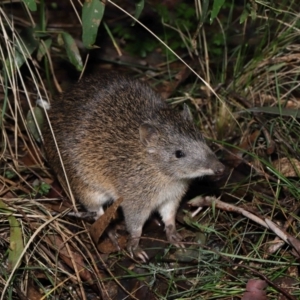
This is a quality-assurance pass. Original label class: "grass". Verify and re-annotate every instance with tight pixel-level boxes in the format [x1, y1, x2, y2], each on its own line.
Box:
[1, 0, 300, 299]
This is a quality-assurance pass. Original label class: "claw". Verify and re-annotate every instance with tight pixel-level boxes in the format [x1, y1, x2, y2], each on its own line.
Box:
[166, 224, 185, 249]
[135, 249, 149, 263]
[127, 236, 149, 262]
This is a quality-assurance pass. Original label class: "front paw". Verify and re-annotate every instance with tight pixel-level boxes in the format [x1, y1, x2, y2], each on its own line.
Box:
[127, 237, 149, 263]
[165, 224, 184, 248]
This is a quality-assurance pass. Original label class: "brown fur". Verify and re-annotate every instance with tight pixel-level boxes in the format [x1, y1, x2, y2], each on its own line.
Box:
[43, 72, 224, 259]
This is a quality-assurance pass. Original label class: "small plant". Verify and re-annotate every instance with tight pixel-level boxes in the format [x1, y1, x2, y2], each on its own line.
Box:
[32, 180, 51, 197]
[1, 0, 300, 299]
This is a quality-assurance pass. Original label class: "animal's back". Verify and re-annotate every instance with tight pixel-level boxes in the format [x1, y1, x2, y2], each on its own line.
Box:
[47, 74, 164, 162]
[50, 73, 166, 134]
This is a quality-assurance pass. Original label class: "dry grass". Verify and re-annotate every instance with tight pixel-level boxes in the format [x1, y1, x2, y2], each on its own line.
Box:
[1, 1, 300, 299]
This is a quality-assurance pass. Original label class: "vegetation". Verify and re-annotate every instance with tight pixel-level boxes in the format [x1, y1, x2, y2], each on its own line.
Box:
[1, 0, 300, 299]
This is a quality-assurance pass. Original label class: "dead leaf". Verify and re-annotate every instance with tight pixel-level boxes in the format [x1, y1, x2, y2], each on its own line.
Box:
[19, 143, 42, 167]
[97, 235, 127, 253]
[155, 67, 191, 99]
[274, 266, 299, 300]
[224, 130, 261, 167]
[26, 279, 44, 300]
[45, 180, 64, 199]
[90, 197, 123, 245]
[44, 234, 95, 285]
[273, 157, 300, 177]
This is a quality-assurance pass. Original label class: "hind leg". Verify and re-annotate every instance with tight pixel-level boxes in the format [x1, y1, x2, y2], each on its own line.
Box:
[78, 188, 114, 219]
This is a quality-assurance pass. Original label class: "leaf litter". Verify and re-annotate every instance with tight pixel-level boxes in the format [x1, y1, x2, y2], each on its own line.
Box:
[1, 1, 300, 299]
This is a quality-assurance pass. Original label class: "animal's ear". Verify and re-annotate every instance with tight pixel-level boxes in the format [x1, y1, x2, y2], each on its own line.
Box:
[139, 123, 159, 149]
[181, 103, 193, 122]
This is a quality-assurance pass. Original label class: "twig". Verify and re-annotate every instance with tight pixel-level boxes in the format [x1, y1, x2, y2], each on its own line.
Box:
[189, 196, 300, 257]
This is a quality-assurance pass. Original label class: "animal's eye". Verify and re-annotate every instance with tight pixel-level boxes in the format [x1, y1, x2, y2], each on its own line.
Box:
[175, 150, 185, 158]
